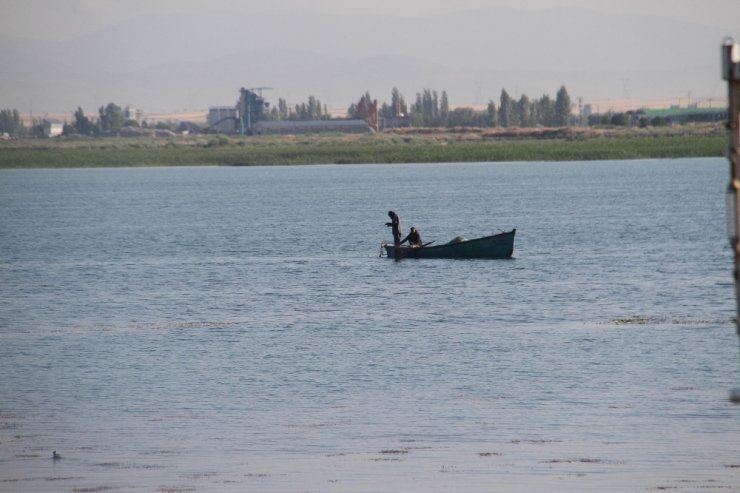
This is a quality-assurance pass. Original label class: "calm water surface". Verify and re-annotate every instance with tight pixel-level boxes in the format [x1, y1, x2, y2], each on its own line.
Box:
[1, 159, 739, 492]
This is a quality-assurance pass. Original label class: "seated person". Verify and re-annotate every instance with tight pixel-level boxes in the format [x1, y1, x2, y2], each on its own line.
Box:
[400, 227, 422, 247]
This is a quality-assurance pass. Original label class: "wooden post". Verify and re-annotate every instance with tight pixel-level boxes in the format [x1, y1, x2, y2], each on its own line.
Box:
[722, 39, 740, 403]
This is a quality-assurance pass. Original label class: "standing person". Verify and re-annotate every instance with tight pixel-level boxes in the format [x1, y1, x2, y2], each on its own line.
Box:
[400, 227, 422, 247]
[386, 211, 402, 245]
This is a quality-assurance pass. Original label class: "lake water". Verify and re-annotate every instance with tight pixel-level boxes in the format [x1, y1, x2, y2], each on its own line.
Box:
[1, 159, 739, 492]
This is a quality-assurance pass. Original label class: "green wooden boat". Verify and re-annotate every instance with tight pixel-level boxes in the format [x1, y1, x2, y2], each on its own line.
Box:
[383, 229, 515, 259]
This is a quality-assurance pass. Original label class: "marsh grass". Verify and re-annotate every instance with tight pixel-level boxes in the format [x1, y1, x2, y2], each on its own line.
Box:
[0, 126, 725, 168]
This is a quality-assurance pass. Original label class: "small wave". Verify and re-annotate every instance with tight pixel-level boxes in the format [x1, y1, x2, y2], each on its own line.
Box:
[98, 320, 250, 332]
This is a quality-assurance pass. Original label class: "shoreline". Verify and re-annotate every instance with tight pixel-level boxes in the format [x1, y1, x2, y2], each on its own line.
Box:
[0, 125, 726, 169]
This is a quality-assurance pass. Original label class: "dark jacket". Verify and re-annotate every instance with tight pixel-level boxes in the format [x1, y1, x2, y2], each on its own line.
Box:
[400, 228, 422, 246]
[386, 212, 402, 245]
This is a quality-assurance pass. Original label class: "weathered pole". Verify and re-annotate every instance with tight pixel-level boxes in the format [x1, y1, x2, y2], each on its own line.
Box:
[722, 38, 740, 403]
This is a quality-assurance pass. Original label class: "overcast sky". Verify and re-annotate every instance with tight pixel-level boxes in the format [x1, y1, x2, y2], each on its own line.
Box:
[2, 0, 739, 114]
[3, 0, 736, 38]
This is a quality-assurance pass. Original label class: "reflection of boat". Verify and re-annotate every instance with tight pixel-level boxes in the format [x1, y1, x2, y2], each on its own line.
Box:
[383, 229, 516, 260]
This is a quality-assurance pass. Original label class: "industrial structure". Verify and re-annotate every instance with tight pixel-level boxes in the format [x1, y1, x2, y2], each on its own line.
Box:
[208, 87, 375, 136]
[237, 87, 271, 134]
[207, 88, 270, 135]
[207, 107, 237, 133]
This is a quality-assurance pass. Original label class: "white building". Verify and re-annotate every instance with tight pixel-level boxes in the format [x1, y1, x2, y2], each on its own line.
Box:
[43, 119, 63, 138]
[123, 106, 139, 122]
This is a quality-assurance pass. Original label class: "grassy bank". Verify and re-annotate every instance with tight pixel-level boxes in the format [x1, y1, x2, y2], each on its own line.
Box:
[0, 126, 726, 169]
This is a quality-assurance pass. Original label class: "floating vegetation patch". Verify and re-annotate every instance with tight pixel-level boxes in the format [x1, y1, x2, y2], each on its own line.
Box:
[653, 479, 735, 490]
[510, 439, 562, 444]
[370, 448, 412, 462]
[379, 449, 409, 455]
[602, 315, 732, 326]
[1, 477, 85, 483]
[478, 452, 502, 457]
[609, 315, 654, 325]
[185, 472, 218, 481]
[92, 462, 163, 470]
[139, 450, 181, 456]
[542, 458, 602, 464]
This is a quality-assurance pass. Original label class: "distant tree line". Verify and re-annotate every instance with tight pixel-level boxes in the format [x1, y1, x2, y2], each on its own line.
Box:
[588, 111, 670, 128]
[0, 109, 59, 138]
[63, 103, 189, 136]
[67, 103, 146, 135]
[0, 87, 687, 140]
[266, 96, 329, 121]
[0, 109, 26, 136]
[346, 86, 574, 128]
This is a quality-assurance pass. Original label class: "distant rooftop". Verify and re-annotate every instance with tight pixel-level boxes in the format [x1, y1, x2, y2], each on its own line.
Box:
[640, 107, 726, 117]
[253, 119, 371, 135]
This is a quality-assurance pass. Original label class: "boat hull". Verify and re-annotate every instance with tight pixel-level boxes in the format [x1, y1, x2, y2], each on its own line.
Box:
[384, 229, 515, 259]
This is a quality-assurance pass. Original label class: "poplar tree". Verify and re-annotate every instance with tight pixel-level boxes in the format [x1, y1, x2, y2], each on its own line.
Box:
[486, 100, 498, 127]
[555, 86, 572, 126]
[278, 98, 289, 120]
[390, 87, 407, 117]
[518, 95, 533, 127]
[440, 91, 450, 124]
[0, 108, 24, 136]
[73, 107, 94, 135]
[536, 94, 555, 126]
[98, 103, 124, 133]
[499, 89, 513, 128]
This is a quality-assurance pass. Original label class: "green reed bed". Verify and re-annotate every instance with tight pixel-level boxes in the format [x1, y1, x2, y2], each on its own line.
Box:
[0, 132, 725, 168]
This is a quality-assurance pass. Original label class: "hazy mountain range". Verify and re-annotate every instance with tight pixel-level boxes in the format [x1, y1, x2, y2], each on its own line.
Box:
[1, 5, 737, 115]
